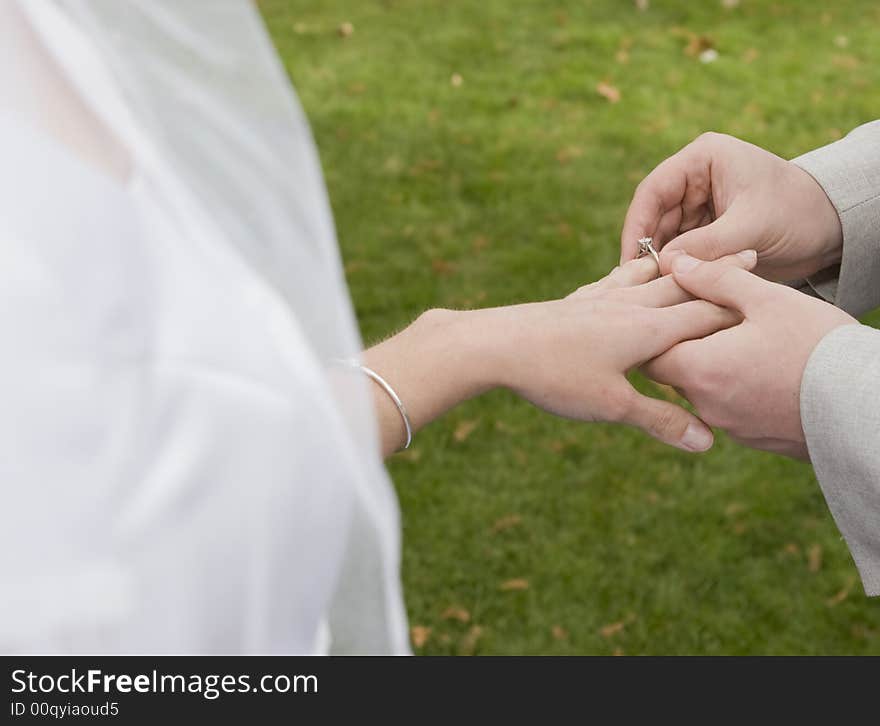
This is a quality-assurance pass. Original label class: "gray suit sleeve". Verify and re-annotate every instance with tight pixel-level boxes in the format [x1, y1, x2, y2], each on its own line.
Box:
[792, 120, 880, 317]
[801, 324, 880, 596]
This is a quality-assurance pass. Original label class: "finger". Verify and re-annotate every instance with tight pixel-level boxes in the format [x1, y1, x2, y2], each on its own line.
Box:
[606, 249, 758, 308]
[644, 299, 743, 359]
[670, 251, 768, 313]
[620, 142, 711, 263]
[604, 274, 693, 308]
[657, 210, 747, 275]
[608, 255, 660, 287]
[640, 340, 699, 387]
[616, 387, 714, 452]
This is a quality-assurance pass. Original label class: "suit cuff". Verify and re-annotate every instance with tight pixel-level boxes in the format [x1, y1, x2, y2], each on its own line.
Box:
[801, 323, 880, 596]
[792, 121, 880, 317]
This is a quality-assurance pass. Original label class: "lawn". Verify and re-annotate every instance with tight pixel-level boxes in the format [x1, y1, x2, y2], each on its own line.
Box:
[260, 0, 880, 654]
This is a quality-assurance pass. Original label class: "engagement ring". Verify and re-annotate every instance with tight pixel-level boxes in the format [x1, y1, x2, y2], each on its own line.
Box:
[637, 236, 660, 269]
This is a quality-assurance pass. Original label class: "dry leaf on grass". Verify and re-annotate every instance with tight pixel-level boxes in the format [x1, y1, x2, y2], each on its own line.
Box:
[453, 419, 479, 442]
[450, 73, 463, 87]
[684, 34, 714, 57]
[551, 625, 569, 641]
[410, 626, 431, 648]
[431, 258, 457, 276]
[499, 578, 529, 591]
[441, 606, 471, 623]
[827, 578, 856, 607]
[491, 514, 522, 534]
[807, 544, 823, 573]
[600, 613, 637, 639]
[596, 81, 621, 103]
[459, 626, 484, 655]
[337, 22, 354, 38]
[600, 621, 627, 639]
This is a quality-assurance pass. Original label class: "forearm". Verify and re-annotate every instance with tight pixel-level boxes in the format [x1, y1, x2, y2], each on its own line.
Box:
[362, 308, 504, 457]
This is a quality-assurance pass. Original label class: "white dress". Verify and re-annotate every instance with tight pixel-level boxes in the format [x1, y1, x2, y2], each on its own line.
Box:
[0, 0, 408, 654]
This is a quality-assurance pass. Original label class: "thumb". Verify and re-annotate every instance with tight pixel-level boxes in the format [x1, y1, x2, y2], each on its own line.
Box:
[619, 389, 714, 452]
[671, 251, 768, 313]
[658, 213, 743, 275]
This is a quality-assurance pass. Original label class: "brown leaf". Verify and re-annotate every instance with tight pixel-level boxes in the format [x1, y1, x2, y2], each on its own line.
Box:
[725, 502, 745, 517]
[441, 606, 471, 623]
[491, 514, 523, 534]
[500, 578, 529, 591]
[410, 626, 431, 648]
[600, 613, 637, 638]
[552, 625, 569, 641]
[596, 81, 621, 103]
[450, 73, 464, 87]
[337, 22, 354, 38]
[684, 34, 714, 57]
[827, 578, 855, 607]
[431, 258, 457, 276]
[783, 543, 800, 556]
[556, 146, 584, 164]
[807, 544, 823, 573]
[453, 419, 479, 442]
[635, 0, 649, 10]
[459, 625, 484, 655]
[600, 621, 626, 639]
[396, 447, 422, 462]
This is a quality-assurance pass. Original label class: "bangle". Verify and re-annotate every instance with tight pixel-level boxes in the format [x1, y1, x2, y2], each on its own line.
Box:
[334, 359, 413, 450]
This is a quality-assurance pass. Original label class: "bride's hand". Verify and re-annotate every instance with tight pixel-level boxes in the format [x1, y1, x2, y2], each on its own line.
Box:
[466, 251, 755, 451]
[363, 251, 756, 456]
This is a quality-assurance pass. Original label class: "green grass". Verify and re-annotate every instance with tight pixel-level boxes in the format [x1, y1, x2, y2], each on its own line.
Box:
[260, 0, 880, 654]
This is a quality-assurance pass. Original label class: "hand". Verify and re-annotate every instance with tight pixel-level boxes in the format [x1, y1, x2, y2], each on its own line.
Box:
[642, 254, 857, 459]
[464, 253, 754, 452]
[620, 132, 844, 281]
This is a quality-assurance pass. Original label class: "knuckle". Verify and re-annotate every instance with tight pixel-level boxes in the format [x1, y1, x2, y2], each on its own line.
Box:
[700, 235, 724, 261]
[697, 130, 727, 146]
[647, 406, 681, 439]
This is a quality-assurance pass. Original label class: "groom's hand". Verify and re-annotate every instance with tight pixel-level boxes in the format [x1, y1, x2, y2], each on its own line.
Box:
[620, 132, 843, 281]
[642, 255, 856, 458]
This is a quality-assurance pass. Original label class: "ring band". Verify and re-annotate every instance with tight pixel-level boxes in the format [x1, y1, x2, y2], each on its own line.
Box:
[637, 236, 661, 269]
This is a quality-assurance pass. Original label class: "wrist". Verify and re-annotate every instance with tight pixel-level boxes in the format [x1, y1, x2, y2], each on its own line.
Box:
[409, 307, 506, 398]
[791, 161, 843, 269]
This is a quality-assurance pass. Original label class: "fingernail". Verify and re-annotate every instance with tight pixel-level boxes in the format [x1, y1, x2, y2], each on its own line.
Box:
[737, 249, 757, 264]
[672, 254, 701, 274]
[681, 423, 713, 452]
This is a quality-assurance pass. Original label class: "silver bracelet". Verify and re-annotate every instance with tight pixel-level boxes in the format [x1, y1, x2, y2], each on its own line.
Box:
[334, 359, 413, 450]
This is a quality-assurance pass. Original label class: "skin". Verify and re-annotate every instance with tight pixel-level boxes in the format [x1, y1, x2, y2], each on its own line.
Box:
[619, 131, 844, 281]
[644, 255, 855, 459]
[619, 131, 859, 459]
[364, 253, 756, 458]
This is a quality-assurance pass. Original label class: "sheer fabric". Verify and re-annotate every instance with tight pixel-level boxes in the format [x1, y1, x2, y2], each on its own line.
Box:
[0, 0, 408, 654]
